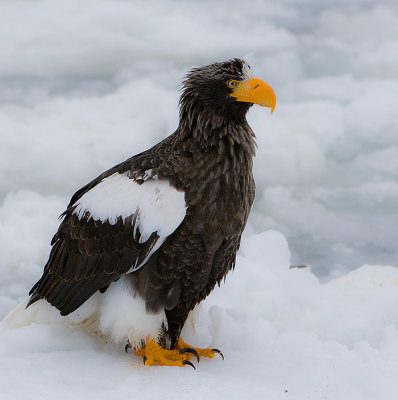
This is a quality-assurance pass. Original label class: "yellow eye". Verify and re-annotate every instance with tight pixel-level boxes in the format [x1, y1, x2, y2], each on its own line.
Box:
[226, 80, 238, 88]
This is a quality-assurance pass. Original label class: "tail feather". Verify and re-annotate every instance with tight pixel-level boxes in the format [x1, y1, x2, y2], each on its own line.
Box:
[2, 295, 102, 333]
[26, 292, 41, 309]
[2, 298, 38, 329]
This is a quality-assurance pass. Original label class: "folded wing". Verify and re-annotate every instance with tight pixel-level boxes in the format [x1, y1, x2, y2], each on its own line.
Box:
[28, 171, 186, 316]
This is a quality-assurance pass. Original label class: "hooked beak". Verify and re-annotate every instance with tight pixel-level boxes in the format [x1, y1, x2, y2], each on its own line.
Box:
[230, 78, 276, 113]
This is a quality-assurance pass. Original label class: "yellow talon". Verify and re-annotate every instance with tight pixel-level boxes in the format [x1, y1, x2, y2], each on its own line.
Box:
[134, 338, 192, 367]
[175, 337, 217, 359]
[133, 337, 223, 367]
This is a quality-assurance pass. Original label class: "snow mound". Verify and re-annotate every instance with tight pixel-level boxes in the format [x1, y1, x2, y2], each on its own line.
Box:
[2, 230, 398, 399]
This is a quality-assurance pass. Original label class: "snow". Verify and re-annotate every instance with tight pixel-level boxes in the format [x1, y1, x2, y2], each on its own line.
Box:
[1, 0, 398, 399]
[3, 231, 398, 399]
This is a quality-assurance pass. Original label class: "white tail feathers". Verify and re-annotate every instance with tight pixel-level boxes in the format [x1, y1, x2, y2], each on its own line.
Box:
[1, 296, 102, 335]
[1, 299, 33, 329]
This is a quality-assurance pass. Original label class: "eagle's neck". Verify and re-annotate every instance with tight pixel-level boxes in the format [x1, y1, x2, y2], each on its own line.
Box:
[171, 100, 256, 245]
[177, 99, 256, 155]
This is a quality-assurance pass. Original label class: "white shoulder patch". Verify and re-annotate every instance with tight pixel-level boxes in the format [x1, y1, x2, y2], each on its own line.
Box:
[73, 172, 186, 243]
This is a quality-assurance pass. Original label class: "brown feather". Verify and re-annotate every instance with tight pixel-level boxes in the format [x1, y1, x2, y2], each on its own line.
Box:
[28, 59, 257, 348]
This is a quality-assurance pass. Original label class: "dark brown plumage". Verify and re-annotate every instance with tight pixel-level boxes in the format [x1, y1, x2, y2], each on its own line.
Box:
[27, 58, 276, 354]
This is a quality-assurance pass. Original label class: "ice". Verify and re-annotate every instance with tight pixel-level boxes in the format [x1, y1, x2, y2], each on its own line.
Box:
[1, 0, 398, 398]
[1, 0, 397, 275]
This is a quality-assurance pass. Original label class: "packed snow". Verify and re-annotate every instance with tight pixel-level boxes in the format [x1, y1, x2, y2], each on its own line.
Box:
[1, 0, 398, 399]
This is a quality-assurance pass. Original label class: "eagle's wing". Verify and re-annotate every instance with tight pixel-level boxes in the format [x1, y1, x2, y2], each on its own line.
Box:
[28, 170, 186, 316]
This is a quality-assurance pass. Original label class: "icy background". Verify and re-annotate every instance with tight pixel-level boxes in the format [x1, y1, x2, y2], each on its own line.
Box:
[1, 0, 398, 399]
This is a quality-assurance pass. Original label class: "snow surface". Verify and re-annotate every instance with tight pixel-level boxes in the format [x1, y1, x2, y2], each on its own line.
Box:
[1, 0, 398, 399]
[3, 232, 398, 399]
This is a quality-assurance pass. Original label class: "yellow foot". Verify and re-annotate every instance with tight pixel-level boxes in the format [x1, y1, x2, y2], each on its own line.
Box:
[134, 338, 196, 368]
[134, 337, 224, 368]
[174, 337, 224, 360]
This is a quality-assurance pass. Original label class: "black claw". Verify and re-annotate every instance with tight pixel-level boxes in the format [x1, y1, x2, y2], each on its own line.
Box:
[125, 341, 132, 353]
[143, 356, 147, 365]
[212, 348, 224, 360]
[179, 347, 200, 363]
[182, 360, 196, 369]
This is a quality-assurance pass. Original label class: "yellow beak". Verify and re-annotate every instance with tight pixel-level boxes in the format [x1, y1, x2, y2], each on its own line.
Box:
[230, 78, 276, 113]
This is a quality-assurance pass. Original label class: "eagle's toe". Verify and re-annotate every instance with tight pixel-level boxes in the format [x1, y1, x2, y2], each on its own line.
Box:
[174, 337, 224, 361]
[134, 337, 195, 368]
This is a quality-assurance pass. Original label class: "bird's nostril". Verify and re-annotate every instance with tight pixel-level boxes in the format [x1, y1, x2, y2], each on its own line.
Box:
[253, 84, 259, 89]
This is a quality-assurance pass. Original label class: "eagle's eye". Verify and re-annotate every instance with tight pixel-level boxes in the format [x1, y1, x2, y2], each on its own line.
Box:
[226, 80, 238, 89]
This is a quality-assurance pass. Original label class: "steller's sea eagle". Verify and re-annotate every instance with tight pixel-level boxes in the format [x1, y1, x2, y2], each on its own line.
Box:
[26, 58, 276, 368]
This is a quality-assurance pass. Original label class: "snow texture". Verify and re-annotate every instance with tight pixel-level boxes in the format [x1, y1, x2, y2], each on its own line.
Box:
[1, 0, 398, 399]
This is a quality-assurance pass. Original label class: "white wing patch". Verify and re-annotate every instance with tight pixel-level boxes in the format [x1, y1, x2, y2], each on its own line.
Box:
[142, 169, 157, 181]
[73, 172, 186, 244]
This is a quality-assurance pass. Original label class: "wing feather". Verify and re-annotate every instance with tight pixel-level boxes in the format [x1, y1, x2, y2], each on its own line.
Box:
[28, 171, 186, 315]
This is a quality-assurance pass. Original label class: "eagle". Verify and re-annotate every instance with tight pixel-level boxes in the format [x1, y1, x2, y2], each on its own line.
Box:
[26, 58, 276, 368]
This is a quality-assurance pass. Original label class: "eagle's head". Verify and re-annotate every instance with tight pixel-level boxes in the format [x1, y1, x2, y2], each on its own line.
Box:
[179, 58, 276, 126]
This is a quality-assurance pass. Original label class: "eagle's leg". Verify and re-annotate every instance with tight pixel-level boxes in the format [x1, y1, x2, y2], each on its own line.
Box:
[165, 308, 224, 361]
[134, 337, 196, 368]
[174, 337, 224, 360]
